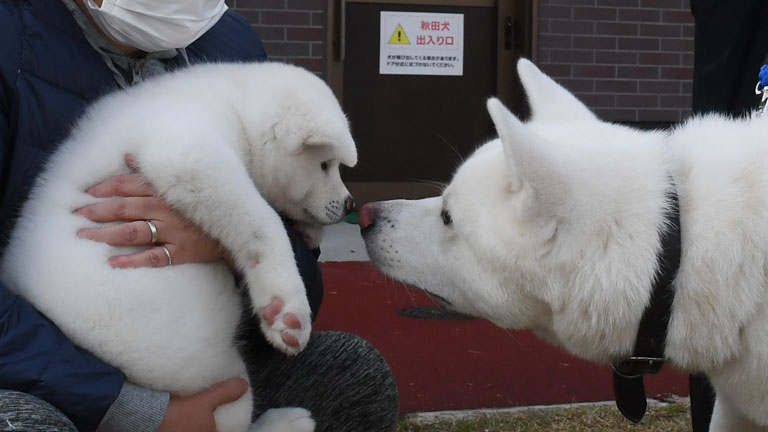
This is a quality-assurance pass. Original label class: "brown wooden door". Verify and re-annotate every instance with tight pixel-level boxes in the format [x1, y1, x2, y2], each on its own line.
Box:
[327, 0, 536, 203]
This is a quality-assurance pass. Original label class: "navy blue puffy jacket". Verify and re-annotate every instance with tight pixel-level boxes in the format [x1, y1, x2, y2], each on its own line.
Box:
[0, 1, 321, 431]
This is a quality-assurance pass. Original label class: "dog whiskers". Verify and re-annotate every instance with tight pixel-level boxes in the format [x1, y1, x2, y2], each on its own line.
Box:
[433, 131, 465, 167]
[410, 178, 448, 193]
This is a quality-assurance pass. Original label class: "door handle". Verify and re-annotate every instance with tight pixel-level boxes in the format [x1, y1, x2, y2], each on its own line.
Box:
[504, 16, 513, 50]
[340, 0, 346, 60]
[332, 0, 346, 60]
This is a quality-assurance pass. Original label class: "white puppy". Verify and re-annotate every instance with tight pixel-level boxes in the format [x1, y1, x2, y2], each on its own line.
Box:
[1, 62, 357, 432]
[361, 59, 768, 431]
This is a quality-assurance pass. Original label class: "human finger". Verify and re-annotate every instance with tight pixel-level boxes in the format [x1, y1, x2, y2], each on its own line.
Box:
[200, 378, 249, 408]
[75, 196, 169, 223]
[108, 244, 174, 268]
[78, 220, 165, 246]
[85, 173, 155, 198]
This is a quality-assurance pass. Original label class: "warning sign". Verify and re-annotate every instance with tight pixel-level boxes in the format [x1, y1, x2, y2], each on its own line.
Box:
[379, 11, 464, 76]
[387, 24, 410, 45]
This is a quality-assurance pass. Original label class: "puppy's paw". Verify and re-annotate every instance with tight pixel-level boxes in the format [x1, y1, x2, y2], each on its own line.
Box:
[249, 407, 315, 432]
[257, 293, 312, 355]
[246, 266, 312, 354]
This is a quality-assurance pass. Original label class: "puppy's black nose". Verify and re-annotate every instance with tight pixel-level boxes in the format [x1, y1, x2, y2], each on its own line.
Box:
[344, 195, 356, 214]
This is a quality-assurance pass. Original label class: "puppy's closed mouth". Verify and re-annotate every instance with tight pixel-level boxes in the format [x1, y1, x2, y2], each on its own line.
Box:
[302, 208, 327, 225]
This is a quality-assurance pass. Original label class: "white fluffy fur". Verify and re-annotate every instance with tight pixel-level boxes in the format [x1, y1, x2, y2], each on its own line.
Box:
[1, 62, 357, 432]
[362, 58, 768, 430]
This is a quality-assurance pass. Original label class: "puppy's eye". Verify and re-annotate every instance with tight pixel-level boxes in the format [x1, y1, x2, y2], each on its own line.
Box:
[441, 209, 452, 226]
[320, 161, 329, 172]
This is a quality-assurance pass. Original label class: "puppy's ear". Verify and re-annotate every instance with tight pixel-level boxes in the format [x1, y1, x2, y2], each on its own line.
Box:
[305, 130, 358, 168]
[274, 114, 358, 167]
[487, 97, 541, 193]
[517, 58, 595, 122]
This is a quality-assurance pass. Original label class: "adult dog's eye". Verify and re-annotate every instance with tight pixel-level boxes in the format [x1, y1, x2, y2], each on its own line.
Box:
[320, 161, 329, 172]
[441, 209, 452, 226]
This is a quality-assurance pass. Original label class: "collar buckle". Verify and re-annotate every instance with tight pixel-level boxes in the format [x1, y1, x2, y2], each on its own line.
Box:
[611, 356, 665, 379]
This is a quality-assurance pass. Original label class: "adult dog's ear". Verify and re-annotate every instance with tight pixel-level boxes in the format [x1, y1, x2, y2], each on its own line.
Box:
[517, 58, 595, 122]
[487, 97, 560, 236]
[487, 97, 543, 194]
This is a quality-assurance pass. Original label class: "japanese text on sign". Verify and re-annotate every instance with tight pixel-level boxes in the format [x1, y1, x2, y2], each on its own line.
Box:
[380, 11, 464, 76]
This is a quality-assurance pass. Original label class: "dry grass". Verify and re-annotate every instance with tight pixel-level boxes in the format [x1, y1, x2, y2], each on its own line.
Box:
[396, 402, 691, 432]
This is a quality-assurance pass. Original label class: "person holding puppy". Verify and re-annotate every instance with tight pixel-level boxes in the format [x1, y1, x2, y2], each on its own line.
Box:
[0, 1, 398, 431]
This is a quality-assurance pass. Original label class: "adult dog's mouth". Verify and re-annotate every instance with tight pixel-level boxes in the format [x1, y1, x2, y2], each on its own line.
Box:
[421, 288, 453, 307]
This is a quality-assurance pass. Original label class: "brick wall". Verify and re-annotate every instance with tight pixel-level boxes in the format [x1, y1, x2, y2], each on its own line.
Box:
[537, 0, 694, 124]
[227, 0, 693, 123]
[228, 0, 326, 75]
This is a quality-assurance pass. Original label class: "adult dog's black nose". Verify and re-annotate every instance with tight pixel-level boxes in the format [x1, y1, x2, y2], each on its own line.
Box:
[344, 195, 356, 214]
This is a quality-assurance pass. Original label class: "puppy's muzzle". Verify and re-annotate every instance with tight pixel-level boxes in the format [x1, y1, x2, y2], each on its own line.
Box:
[345, 195, 356, 215]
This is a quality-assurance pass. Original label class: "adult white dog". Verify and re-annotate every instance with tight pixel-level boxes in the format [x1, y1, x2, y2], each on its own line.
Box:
[1, 62, 357, 432]
[361, 59, 768, 431]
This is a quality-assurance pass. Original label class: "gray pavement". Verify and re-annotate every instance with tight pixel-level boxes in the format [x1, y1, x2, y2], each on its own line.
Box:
[318, 222, 369, 262]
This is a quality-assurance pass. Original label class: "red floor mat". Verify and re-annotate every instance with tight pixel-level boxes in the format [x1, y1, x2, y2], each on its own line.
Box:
[314, 262, 689, 413]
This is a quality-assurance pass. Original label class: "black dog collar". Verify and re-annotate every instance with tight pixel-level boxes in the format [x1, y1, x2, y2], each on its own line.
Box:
[611, 186, 681, 423]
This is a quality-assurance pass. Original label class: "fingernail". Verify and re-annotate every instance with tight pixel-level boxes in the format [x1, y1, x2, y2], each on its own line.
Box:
[77, 229, 87, 238]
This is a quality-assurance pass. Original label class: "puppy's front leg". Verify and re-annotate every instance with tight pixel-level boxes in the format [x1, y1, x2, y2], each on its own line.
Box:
[134, 140, 312, 354]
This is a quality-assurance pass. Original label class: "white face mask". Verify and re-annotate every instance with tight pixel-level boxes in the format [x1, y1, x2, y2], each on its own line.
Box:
[83, 0, 228, 52]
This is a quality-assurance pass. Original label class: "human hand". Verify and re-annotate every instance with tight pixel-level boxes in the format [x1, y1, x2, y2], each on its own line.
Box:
[157, 378, 249, 432]
[75, 154, 231, 268]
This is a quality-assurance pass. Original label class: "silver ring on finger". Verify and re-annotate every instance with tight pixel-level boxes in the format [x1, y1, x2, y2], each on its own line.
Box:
[145, 220, 158, 245]
[161, 245, 172, 266]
